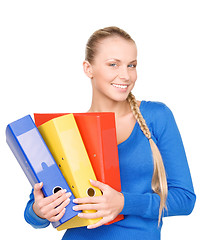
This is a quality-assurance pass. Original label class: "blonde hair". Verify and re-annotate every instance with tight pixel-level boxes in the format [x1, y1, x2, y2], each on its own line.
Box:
[127, 92, 168, 224]
[85, 26, 168, 224]
[85, 26, 135, 64]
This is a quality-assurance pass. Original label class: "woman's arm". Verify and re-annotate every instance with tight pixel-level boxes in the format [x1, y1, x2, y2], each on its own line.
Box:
[119, 103, 196, 219]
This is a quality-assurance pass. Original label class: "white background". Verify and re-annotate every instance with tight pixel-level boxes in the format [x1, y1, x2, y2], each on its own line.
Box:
[0, 0, 222, 239]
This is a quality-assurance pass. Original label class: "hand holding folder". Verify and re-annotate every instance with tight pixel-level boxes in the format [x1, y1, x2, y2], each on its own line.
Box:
[72, 178, 124, 229]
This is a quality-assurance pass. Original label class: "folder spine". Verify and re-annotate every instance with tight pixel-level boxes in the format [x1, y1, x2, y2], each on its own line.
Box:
[6, 115, 80, 228]
[37, 114, 102, 230]
[6, 124, 38, 186]
[74, 113, 124, 225]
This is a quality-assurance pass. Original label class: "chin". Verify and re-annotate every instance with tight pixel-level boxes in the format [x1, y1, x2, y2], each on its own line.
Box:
[109, 93, 130, 102]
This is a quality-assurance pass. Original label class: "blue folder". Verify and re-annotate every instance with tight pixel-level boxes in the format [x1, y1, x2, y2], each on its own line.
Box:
[6, 115, 80, 228]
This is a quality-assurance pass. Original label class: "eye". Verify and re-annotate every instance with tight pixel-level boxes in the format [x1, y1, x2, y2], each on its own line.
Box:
[109, 63, 117, 67]
[128, 64, 136, 68]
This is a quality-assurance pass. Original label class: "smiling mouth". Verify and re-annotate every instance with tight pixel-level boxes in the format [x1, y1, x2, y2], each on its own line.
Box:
[111, 83, 128, 89]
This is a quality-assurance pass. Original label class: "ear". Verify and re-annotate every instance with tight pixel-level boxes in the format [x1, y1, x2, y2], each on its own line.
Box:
[83, 60, 93, 79]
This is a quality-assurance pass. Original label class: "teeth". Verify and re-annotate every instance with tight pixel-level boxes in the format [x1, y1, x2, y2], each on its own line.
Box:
[112, 84, 128, 89]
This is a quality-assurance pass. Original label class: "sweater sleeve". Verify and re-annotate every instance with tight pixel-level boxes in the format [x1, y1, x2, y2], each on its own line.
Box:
[120, 103, 196, 219]
[24, 189, 50, 229]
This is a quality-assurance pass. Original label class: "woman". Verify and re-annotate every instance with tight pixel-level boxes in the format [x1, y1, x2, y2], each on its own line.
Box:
[24, 26, 196, 239]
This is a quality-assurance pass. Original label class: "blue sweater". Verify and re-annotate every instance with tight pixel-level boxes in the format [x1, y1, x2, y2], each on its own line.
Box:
[24, 101, 196, 239]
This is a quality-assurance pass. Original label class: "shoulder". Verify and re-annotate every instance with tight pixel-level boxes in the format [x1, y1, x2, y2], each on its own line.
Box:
[140, 100, 173, 121]
[139, 101, 176, 140]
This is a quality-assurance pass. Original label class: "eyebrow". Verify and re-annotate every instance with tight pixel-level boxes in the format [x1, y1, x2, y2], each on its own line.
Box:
[106, 58, 137, 63]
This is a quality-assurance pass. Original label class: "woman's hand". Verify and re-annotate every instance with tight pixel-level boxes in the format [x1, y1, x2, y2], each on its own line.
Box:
[72, 179, 124, 229]
[32, 182, 71, 222]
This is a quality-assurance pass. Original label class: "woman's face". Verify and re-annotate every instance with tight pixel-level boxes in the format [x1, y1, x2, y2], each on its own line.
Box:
[84, 36, 137, 103]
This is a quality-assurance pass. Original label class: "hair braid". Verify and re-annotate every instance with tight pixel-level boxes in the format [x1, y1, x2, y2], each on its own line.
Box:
[127, 92, 168, 225]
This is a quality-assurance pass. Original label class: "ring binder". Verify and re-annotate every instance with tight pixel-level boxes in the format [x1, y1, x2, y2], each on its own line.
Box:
[74, 112, 124, 224]
[6, 115, 80, 228]
[37, 114, 102, 230]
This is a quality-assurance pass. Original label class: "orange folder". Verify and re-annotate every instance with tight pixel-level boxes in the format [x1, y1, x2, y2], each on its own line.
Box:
[34, 113, 124, 224]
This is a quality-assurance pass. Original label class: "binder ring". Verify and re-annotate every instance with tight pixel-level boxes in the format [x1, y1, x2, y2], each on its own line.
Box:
[53, 186, 62, 194]
[87, 187, 95, 197]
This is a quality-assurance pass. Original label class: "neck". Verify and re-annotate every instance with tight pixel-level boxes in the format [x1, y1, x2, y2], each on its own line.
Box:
[88, 94, 131, 117]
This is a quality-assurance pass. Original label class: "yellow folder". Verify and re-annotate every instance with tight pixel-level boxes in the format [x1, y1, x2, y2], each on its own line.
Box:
[38, 114, 102, 230]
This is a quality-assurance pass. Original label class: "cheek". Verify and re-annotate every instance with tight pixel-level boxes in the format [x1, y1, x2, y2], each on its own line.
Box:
[131, 71, 137, 83]
[94, 67, 118, 83]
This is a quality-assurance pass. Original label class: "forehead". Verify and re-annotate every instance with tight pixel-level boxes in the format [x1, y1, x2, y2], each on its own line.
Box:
[95, 37, 137, 61]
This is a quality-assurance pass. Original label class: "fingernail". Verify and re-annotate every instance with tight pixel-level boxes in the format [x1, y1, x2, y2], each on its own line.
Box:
[78, 213, 83, 217]
[73, 199, 78, 203]
[62, 189, 67, 194]
[73, 206, 78, 211]
[66, 192, 72, 197]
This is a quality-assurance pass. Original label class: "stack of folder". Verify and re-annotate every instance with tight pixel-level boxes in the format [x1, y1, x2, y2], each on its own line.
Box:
[6, 112, 124, 230]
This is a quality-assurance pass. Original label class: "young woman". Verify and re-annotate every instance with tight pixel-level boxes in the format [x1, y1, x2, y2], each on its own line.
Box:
[24, 26, 196, 240]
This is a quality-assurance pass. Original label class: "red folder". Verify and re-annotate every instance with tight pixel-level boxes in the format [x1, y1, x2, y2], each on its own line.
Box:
[34, 113, 124, 224]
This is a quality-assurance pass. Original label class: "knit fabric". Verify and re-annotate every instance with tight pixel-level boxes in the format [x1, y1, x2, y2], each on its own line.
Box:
[24, 101, 196, 240]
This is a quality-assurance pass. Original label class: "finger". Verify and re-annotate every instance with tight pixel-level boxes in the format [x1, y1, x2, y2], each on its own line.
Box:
[73, 195, 103, 204]
[41, 189, 67, 206]
[37, 192, 71, 221]
[49, 208, 66, 222]
[87, 217, 111, 229]
[77, 211, 101, 220]
[73, 203, 101, 212]
[90, 179, 109, 192]
[33, 182, 44, 201]
[49, 197, 71, 220]
[50, 192, 71, 209]
[34, 182, 43, 191]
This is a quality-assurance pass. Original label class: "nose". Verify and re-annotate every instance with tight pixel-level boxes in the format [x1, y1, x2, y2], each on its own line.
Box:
[118, 66, 130, 81]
